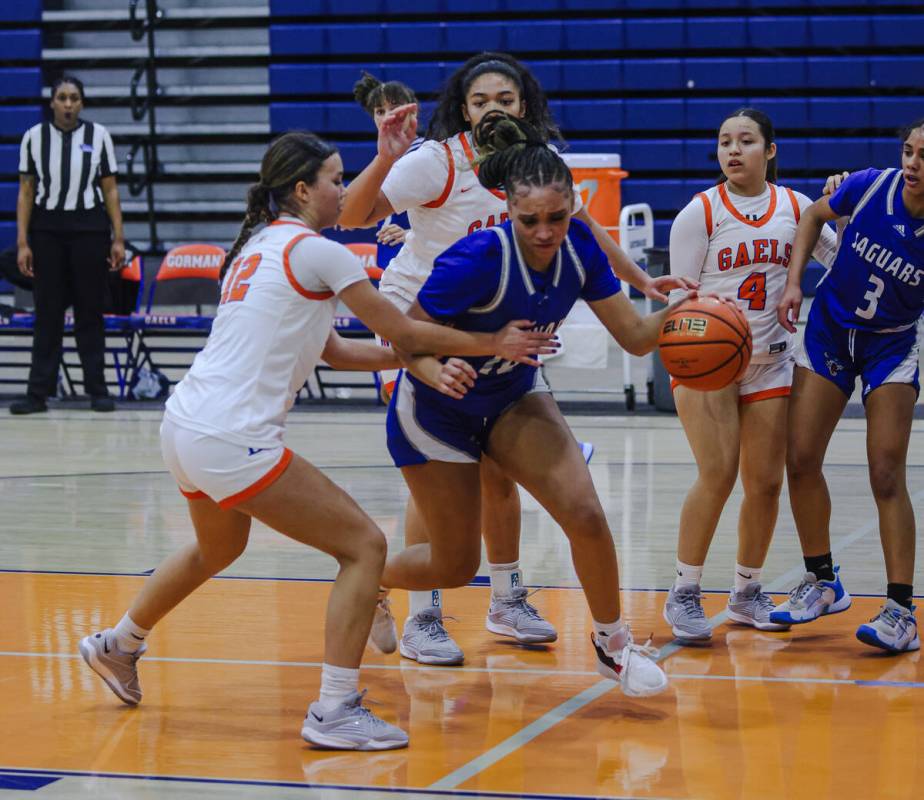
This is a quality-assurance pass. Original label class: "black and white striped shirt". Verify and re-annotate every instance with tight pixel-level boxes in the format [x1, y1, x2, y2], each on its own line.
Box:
[19, 119, 118, 229]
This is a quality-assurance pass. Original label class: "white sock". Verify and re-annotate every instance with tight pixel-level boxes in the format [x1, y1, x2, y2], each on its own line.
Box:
[675, 560, 704, 589]
[734, 564, 762, 593]
[113, 613, 150, 655]
[317, 663, 360, 713]
[489, 561, 522, 598]
[593, 618, 630, 654]
[409, 589, 442, 618]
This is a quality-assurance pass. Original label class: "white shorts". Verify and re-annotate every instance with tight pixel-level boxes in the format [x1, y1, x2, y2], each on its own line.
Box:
[672, 357, 793, 403]
[160, 416, 293, 510]
[738, 357, 793, 404]
[376, 285, 414, 397]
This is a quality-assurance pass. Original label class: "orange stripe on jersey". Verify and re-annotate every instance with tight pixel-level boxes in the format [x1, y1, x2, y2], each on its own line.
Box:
[422, 141, 456, 208]
[697, 192, 713, 236]
[459, 133, 507, 201]
[740, 385, 791, 404]
[282, 232, 334, 300]
[718, 182, 778, 228]
[784, 187, 801, 223]
[218, 448, 294, 510]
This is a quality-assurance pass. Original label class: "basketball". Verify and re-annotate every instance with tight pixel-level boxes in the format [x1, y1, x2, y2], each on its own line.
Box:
[657, 298, 752, 391]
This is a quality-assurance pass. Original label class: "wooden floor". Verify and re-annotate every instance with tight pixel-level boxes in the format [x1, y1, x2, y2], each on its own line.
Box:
[1, 406, 923, 800]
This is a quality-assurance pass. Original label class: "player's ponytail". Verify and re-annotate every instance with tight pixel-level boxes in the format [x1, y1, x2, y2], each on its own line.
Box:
[353, 71, 417, 117]
[474, 113, 572, 198]
[720, 107, 778, 183]
[223, 131, 337, 279]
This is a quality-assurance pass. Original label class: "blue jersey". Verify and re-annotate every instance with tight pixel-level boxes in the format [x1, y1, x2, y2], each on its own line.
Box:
[375, 210, 410, 269]
[411, 218, 621, 417]
[819, 168, 924, 332]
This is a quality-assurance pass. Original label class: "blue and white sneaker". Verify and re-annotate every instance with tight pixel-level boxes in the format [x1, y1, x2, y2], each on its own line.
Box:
[856, 600, 920, 653]
[769, 567, 851, 626]
[580, 441, 594, 464]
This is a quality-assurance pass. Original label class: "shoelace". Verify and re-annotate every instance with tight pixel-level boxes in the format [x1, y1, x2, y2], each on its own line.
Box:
[754, 591, 776, 614]
[788, 580, 820, 607]
[502, 589, 544, 620]
[346, 690, 389, 729]
[417, 614, 456, 642]
[874, 605, 907, 630]
[675, 589, 706, 618]
[624, 635, 659, 661]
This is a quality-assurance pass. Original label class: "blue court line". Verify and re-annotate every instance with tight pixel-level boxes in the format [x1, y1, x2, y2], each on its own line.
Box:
[2, 569, 922, 600]
[0, 768, 665, 800]
[427, 486, 924, 791]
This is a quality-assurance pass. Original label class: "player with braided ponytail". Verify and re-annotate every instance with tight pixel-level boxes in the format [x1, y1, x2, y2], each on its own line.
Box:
[77, 121, 557, 749]
[378, 113, 711, 698]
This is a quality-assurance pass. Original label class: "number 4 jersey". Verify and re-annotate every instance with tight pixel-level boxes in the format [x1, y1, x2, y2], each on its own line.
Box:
[669, 182, 838, 364]
[818, 168, 924, 332]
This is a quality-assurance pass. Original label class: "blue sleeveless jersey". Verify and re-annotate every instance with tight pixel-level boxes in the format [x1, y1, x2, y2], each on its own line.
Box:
[410, 218, 621, 417]
[818, 168, 924, 331]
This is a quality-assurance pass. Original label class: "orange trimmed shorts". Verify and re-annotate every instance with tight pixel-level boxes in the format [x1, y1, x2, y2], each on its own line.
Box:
[671, 356, 793, 403]
[160, 416, 292, 510]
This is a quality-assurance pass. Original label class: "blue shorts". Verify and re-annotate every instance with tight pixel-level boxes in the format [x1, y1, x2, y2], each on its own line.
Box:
[386, 370, 550, 467]
[797, 299, 922, 403]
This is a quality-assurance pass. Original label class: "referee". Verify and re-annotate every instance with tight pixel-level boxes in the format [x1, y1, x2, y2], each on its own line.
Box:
[11, 75, 125, 414]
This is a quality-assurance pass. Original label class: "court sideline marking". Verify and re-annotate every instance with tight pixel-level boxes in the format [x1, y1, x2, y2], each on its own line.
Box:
[426, 487, 924, 790]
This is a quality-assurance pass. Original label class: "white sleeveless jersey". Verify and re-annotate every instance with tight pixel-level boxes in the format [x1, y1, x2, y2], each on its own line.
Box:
[671, 183, 837, 364]
[165, 218, 367, 447]
[380, 131, 582, 304]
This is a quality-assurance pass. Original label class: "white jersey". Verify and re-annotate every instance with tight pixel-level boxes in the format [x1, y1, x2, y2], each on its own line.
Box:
[165, 217, 367, 447]
[380, 131, 582, 304]
[669, 182, 838, 363]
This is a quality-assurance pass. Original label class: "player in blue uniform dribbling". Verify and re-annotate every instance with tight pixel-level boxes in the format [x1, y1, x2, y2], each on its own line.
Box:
[772, 118, 924, 652]
[373, 114, 709, 696]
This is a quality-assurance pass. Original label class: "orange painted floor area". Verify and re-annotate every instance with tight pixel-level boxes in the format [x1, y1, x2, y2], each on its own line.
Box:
[2, 571, 923, 800]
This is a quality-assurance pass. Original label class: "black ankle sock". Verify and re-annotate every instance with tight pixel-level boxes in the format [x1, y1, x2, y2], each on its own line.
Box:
[804, 553, 835, 582]
[887, 583, 914, 610]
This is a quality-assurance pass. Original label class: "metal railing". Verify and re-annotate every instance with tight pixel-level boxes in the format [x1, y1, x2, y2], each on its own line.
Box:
[126, 0, 162, 253]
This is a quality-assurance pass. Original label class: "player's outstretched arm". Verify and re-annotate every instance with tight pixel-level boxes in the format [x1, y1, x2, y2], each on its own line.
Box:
[339, 103, 417, 229]
[320, 330, 401, 372]
[574, 206, 700, 302]
[778, 197, 840, 333]
[338, 280, 557, 363]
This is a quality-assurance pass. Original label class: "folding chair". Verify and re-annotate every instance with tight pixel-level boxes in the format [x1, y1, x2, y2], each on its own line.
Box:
[129, 244, 224, 394]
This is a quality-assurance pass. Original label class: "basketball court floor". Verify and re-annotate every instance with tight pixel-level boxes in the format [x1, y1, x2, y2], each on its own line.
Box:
[1, 407, 922, 799]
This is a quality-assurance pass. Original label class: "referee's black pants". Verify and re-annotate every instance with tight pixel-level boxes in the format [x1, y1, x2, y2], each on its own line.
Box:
[27, 228, 110, 400]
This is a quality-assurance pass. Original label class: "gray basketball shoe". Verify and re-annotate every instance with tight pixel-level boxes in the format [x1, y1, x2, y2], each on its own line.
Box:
[399, 608, 464, 665]
[663, 584, 712, 641]
[486, 587, 558, 643]
[78, 629, 146, 705]
[301, 690, 408, 750]
[727, 581, 790, 631]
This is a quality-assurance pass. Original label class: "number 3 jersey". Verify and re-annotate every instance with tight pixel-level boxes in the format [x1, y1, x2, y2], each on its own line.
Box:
[669, 182, 838, 364]
[410, 218, 620, 417]
[818, 168, 924, 332]
[165, 217, 367, 448]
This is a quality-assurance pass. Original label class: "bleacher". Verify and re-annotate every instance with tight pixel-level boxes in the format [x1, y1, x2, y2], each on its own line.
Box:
[268, 2, 924, 246]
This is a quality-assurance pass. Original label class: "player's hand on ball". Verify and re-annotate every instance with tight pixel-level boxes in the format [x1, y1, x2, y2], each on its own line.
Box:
[435, 358, 477, 400]
[377, 103, 418, 162]
[494, 320, 559, 367]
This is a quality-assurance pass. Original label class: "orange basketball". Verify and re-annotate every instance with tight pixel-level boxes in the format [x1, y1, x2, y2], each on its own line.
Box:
[657, 298, 752, 391]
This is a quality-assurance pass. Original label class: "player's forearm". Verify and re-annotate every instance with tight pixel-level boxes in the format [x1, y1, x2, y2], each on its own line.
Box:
[339, 156, 395, 228]
[786, 208, 827, 290]
[577, 207, 653, 294]
[16, 184, 34, 246]
[624, 307, 670, 357]
[396, 320, 498, 358]
[325, 338, 401, 372]
[396, 349, 446, 390]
